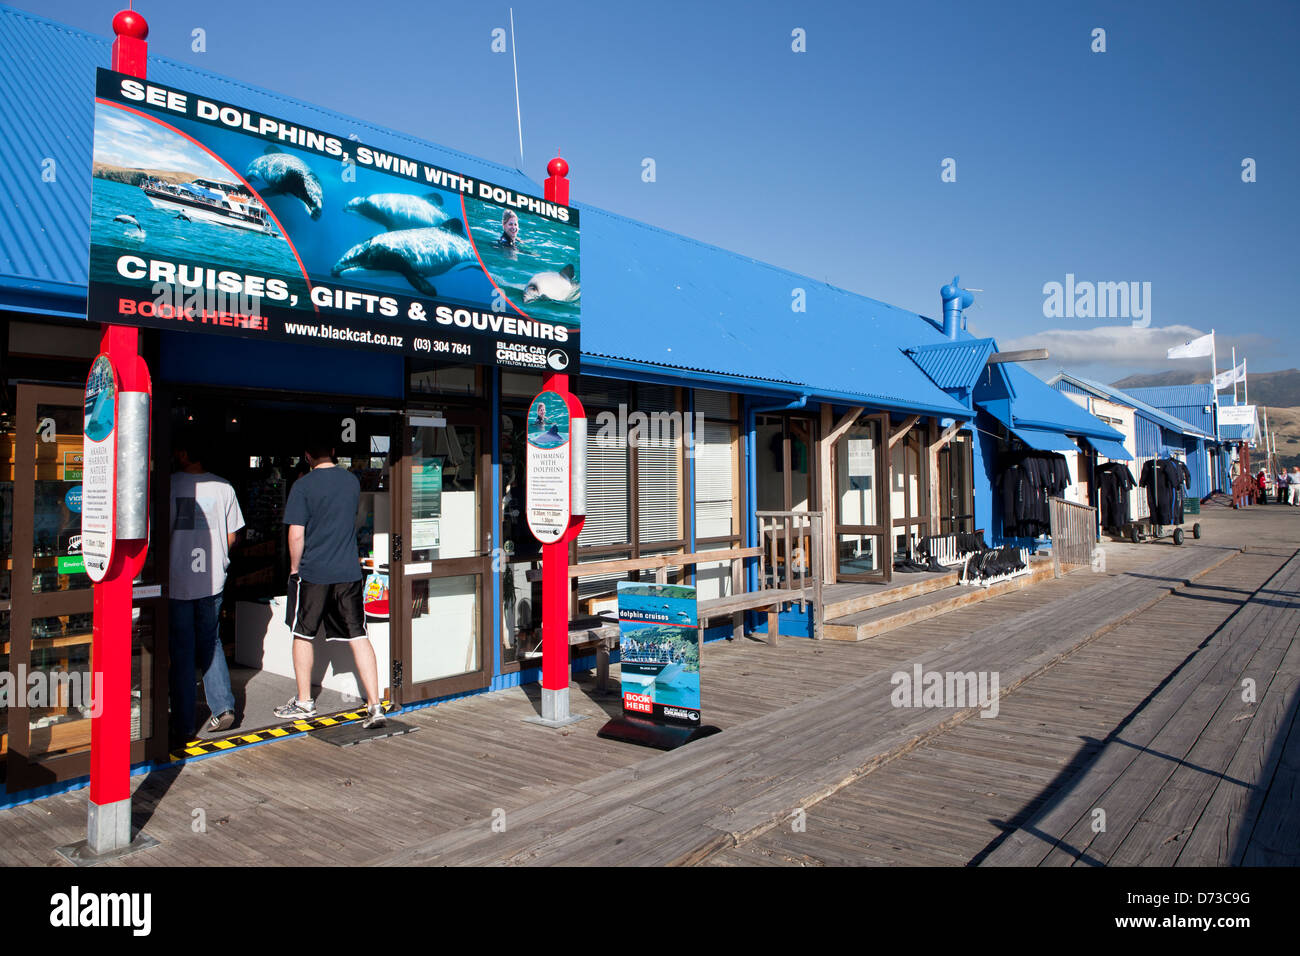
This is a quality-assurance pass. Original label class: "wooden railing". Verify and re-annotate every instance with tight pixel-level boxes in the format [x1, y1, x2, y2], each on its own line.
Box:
[755, 510, 824, 631]
[1048, 496, 1097, 575]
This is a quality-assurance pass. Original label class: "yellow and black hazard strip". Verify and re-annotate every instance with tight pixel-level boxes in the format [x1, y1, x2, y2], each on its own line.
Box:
[168, 701, 395, 762]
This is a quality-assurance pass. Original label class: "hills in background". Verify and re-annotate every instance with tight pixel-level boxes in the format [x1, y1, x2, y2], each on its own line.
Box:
[92, 162, 200, 187]
[1112, 368, 1300, 469]
[1114, 367, 1300, 410]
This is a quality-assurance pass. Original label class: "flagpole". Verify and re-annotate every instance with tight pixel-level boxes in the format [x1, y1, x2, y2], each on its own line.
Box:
[1231, 346, 1238, 405]
[1243, 358, 1249, 406]
[1211, 329, 1220, 443]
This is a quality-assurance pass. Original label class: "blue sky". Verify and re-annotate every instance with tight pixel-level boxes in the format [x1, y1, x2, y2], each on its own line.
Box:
[28, 0, 1300, 383]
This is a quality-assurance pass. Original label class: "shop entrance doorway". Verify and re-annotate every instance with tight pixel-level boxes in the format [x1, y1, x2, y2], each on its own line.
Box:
[161, 390, 403, 736]
[388, 408, 491, 704]
[831, 413, 890, 583]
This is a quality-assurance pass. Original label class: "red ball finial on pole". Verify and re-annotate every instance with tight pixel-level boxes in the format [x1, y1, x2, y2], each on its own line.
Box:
[544, 153, 569, 206]
[112, 9, 149, 40]
[111, 8, 149, 77]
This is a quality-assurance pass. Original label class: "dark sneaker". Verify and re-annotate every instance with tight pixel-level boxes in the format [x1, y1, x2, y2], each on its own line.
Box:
[206, 710, 236, 734]
[361, 702, 388, 730]
[274, 697, 317, 720]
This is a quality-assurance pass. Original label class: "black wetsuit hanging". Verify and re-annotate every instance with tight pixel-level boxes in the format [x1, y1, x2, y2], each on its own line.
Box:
[1140, 458, 1183, 525]
[997, 450, 1071, 538]
[1096, 462, 1136, 530]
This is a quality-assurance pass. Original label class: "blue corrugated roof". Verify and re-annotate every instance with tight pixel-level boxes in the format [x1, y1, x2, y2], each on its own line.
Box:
[577, 206, 967, 414]
[0, 3, 967, 417]
[904, 338, 996, 393]
[1046, 373, 1213, 440]
[1124, 384, 1217, 436]
[1124, 384, 1215, 409]
[996, 365, 1126, 441]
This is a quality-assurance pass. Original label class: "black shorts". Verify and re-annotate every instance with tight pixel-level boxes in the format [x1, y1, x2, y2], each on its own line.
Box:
[286, 577, 368, 642]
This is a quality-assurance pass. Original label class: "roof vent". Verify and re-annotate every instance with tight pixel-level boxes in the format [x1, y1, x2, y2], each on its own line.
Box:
[940, 276, 975, 340]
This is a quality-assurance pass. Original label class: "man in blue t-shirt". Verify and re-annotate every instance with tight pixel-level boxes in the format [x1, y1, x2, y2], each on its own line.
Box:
[275, 437, 386, 729]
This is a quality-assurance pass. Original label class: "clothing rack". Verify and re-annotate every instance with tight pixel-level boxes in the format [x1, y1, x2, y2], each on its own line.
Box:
[1131, 455, 1202, 546]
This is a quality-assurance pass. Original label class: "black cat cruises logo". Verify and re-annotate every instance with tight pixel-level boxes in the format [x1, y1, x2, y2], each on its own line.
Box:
[494, 341, 572, 371]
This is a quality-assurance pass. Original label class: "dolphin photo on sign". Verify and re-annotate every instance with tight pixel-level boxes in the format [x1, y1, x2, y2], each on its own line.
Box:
[86, 69, 581, 372]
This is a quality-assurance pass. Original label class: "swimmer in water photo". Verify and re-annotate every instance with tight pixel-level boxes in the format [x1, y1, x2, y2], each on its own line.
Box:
[498, 210, 520, 254]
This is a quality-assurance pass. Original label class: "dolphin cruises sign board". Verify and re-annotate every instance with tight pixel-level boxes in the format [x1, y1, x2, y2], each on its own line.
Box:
[81, 354, 118, 582]
[616, 582, 703, 727]
[87, 69, 580, 373]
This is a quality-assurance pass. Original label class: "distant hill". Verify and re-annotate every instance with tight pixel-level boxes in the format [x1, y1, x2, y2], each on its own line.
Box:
[1113, 368, 1300, 469]
[92, 162, 199, 187]
[1114, 368, 1300, 409]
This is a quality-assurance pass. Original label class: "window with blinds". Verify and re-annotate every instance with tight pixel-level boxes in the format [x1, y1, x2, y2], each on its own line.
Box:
[577, 428, 629, 548]
[695, 421, 735, 538]
[573, 380, 684, 554]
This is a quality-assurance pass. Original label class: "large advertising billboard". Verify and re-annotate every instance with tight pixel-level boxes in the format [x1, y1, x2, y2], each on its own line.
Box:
[88, 69, 580, 372]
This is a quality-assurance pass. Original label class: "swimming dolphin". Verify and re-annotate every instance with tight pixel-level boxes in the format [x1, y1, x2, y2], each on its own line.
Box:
[523, 264, 579, 304]
[174, 211, 191, 222]
[113, 213, 145, 237]
[246, 146, 323, 220]
[344, 192, 448, 230]
[330, 220, 474, 296]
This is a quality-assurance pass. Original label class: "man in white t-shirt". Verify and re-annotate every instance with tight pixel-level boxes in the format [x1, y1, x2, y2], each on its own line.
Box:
[169, 432, 245, 741]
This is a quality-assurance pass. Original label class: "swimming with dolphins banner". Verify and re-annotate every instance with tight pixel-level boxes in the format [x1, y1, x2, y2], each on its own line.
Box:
[87, 69, 581, 373]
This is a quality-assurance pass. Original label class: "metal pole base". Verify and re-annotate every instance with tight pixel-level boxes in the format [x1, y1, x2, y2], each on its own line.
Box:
[524, 686, 588, 728]
[55, 799, 159, 866]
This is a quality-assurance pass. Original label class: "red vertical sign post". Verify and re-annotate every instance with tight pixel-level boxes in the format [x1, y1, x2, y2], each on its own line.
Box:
[533, 156, 586, 725]
[67, 9, 155, 861]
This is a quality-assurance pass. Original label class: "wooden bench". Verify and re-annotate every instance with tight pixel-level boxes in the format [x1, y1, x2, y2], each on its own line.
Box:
[527, 512, 825, 690]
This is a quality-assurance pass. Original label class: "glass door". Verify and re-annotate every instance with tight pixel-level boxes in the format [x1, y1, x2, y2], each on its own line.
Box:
[390, 407, 491, 704]
[7, 385, 159, 790]
[890, 423, 930, 559]
[833, 413, 890, 582]
[938, 432, 975, 534]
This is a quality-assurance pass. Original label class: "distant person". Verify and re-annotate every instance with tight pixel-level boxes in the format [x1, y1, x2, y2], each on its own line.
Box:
[169, 431, 243, 740]
[276, 436, 387, 728]
[1291, 467, 1300, 506]
[1257, 470, 1268, 502]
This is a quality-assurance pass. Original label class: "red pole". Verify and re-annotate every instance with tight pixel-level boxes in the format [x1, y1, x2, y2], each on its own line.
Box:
[541, 156, 576, 713]
[86, 9, 152, 851]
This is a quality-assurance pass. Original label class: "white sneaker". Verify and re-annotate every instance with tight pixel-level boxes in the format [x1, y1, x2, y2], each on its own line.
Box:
[273, 697, 316, 720]
[361, 702, 388, 730]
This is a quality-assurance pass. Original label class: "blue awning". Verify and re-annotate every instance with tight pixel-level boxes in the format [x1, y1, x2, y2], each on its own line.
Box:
[1008, 424, 1080, 453]
[1086, 437, 1133, 461]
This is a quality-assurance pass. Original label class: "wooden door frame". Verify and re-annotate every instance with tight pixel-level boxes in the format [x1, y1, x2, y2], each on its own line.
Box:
[7, 384, 156, 791]
[390, 405, 493, 705]
[890, 417, 931, 552]
[828, 410, 891, 584]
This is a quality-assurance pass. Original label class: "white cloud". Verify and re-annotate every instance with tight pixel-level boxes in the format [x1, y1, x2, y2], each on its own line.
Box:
[1000, 324, 1274, 366]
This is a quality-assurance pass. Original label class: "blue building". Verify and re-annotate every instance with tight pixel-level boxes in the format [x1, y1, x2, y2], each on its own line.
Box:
[1048, 374, 1217, 500]
[0, 4, 1123, 795]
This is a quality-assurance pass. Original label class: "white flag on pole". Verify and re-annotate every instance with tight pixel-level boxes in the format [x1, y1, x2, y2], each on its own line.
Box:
[1166, 332, 1214, 359]
[1213, 360, 1245, 390]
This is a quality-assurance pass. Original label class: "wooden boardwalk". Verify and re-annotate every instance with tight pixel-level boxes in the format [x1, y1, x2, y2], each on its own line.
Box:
[0, 510, 1291, 867]
[711, 542, 1298, 866]
[373, 540, 1240, 865]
